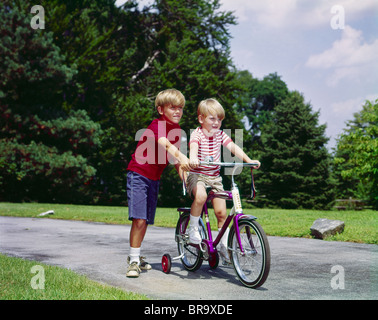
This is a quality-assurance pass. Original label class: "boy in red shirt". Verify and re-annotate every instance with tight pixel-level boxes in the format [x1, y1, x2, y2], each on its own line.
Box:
[126, 89, 190, 277]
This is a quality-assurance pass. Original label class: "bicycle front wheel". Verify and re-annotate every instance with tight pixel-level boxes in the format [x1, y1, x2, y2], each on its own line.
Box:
[228, 218, 270, 288]
[175, 212, 207, 272]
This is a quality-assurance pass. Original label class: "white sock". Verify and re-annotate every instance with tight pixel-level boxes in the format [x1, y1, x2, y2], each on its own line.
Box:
[129, 246, 140, 264]
[190, 215, 200, 228]
[219, 227, 229, 247]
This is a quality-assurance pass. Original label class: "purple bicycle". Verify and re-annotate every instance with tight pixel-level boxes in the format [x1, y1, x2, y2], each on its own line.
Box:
[162, 161, 271, 288]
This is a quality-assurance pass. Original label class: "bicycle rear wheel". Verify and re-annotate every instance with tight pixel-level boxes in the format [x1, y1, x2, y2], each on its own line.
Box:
[228, 218, 270, 288]
[175, 211, 207, 272]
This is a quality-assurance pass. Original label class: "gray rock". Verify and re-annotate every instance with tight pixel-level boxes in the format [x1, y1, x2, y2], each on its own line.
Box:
[310, 218, 345, 239]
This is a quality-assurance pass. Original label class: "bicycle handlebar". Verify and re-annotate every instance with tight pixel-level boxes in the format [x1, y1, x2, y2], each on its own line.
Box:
[197, 161, 258, 199]
[199, 161, 260, 168]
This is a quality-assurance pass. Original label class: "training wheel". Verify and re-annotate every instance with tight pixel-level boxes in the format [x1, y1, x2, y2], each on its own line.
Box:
[162, 253, 172, 274]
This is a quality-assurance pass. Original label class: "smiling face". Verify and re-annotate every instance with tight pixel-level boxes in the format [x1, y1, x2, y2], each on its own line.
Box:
[196, 98, 225, 136]
[157, 104, 183, 124]
[199, 113, 223, 135]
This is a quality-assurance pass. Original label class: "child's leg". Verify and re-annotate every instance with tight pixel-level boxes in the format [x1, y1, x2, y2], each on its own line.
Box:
[126, 171, 158, 267]
[188, 184, 207, 243]
[190, 184, 207, 220]
[212, 198, 229, 248]
[129, 218, 148, 263]
[130, 219, 148, 247]
[212, 198, 227, 229]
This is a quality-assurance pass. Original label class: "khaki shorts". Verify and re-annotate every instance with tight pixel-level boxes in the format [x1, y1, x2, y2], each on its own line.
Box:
[186, 173, 224, 197]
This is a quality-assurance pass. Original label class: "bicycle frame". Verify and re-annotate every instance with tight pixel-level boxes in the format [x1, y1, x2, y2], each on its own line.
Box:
[197, 162, 259, 256]
[200, 192, 257, 257]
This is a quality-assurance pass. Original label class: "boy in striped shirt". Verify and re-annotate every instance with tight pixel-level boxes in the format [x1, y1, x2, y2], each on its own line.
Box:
[187, 98, 260, 263]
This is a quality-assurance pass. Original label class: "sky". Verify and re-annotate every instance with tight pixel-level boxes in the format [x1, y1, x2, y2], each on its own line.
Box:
[117, 0, 378, 150]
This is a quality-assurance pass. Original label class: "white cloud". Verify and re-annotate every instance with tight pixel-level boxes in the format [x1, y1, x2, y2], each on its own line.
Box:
[327, 93, 378, 140]
[331, 95, 374, 115]
[220, 0, 377, 29]
[306, 25, 378, 86]
[220, 0, 298, 26]
[306, 26, 376, 68]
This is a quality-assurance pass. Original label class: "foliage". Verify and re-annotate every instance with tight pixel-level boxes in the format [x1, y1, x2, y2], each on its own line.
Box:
[0, 2, 101, 203]
[235, 70, 289, 146]
[1, 0, 363, 209]
[256, 91, 334, 209]
[36, 0, 245, 205]
[334, 99, 378, 209]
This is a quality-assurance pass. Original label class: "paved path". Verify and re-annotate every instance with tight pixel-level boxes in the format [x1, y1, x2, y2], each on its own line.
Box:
[0, 216, 377, 300]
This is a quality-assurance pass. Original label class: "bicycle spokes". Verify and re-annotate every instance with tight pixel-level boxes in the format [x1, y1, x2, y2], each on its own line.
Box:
[229, 219, 270, 288]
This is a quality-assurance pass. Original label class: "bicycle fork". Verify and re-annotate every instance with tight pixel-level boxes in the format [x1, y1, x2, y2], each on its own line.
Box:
[228, 186, 258, 256]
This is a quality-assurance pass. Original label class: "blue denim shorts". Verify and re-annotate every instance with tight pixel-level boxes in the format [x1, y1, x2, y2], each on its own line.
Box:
[126, 171, 160, 225]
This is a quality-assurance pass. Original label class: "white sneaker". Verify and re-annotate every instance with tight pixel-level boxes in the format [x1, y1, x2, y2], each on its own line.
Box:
[219, 244, 231, 265]
[188, 226, 202, 244]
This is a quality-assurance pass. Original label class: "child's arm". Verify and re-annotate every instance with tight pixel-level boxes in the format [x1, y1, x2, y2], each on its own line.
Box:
[157, 137, 191, 171]
[226, 141, 261, 168]
[189, 142, 200, 168]
[175, 164, 188, 182]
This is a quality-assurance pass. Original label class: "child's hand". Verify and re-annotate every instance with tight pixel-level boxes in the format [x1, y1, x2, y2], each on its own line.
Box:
[189, 158, 200, 169]
[179, 157, 192, 171]
[249, 160, 261, 169]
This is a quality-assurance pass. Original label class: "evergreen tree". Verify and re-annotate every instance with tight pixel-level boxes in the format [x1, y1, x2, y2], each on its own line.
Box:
[235, 70, 289, 147]
[41, 0, 244, 205]
[0, 1, 101, 203]
[257, 91, 334, 209]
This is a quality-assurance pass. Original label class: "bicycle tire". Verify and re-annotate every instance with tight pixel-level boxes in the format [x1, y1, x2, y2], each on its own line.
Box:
[175, 211, 207, 272]
[228, 218, 270, 288]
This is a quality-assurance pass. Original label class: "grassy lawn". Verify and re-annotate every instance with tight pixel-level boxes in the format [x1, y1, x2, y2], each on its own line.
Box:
[0, 253, 148, 300]
[1, 202, 377, 244]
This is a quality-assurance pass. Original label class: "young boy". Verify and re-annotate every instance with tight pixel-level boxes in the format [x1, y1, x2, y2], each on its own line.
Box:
[187, 98, 260, 263]
[126, 89, 190, 277]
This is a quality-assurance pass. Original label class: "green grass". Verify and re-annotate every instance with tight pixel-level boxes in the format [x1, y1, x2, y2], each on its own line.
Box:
[1, 202, 377, 244]
[0, 253, 148, 300]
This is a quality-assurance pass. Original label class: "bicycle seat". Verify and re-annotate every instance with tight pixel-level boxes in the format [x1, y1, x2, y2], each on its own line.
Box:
[208, 191, 232, 200]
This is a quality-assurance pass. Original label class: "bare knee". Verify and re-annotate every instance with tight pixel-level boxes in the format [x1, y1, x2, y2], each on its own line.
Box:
[194, 193, 207, 206]
[214, 209, 226, 221]
[132, 219, 147, 230]
[192, 186, 207, 206]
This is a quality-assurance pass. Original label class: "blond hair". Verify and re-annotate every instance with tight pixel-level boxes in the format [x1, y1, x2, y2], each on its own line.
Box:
[155, 89, 185, 109]
[197, 98, 225, 120]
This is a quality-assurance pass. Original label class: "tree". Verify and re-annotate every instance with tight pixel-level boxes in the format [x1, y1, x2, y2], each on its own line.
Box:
[0, 1, 101, 203]
[256, 91, 334, 209]
[145, 0, 247, 206]
[235, 71, 289, 146]
[1, 0, 256, 205]
[334, 99, 378, 209]
[41, 0, 245, 205]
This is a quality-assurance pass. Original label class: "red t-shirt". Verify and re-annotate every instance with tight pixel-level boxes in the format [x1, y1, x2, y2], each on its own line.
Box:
[127, 117, 182, 180]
